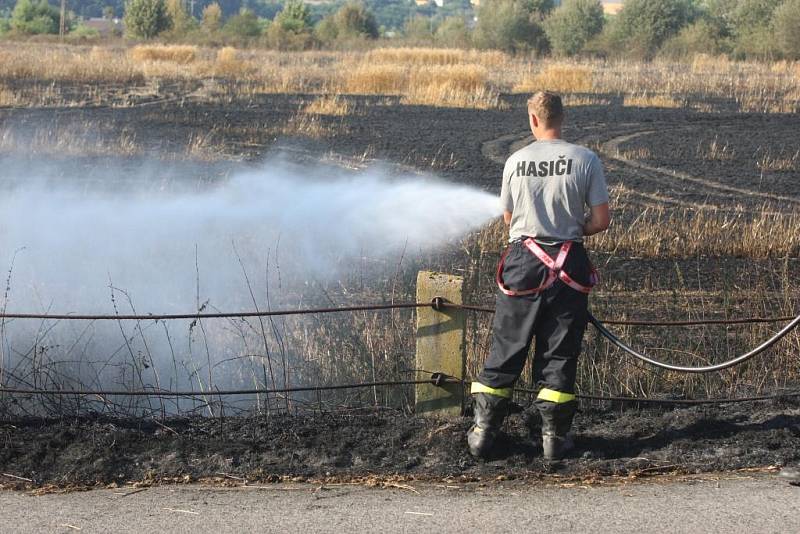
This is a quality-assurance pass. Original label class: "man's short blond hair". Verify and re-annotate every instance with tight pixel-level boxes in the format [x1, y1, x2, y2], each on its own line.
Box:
[527, 91, 564, 126]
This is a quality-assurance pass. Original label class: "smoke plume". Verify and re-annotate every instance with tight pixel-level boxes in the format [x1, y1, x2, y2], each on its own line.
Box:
[0, 153, 500, 407]
[1, 155, 500, 313]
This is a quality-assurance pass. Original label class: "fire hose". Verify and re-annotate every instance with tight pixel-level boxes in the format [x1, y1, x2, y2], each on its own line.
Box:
[588, 312, 800, 373]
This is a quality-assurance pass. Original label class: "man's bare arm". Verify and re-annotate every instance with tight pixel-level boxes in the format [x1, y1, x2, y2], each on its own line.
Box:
[503, 210, 513, 226]
[583, 203, 610, 236]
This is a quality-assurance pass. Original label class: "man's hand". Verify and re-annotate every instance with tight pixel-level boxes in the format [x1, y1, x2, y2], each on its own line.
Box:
[503, 210, 512, 226]
[583, 203, 610, 236]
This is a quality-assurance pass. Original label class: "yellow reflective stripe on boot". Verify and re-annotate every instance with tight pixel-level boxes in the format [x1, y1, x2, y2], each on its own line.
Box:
[537, 388, 576, 403]
[471, 382, 513, 398]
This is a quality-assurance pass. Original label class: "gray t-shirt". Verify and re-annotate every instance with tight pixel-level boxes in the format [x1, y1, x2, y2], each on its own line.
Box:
[500, 139, 609, 243]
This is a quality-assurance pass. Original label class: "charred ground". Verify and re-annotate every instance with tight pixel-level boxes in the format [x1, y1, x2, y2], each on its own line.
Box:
[1, 398, 799, 489]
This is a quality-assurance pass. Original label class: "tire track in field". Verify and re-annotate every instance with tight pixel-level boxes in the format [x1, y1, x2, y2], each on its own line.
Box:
[602, 130, 800, 208]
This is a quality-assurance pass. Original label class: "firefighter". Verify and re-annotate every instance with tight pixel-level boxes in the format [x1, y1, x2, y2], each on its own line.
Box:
[467, 91, 610, 461]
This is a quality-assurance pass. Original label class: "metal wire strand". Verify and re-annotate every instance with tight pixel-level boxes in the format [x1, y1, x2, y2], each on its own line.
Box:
[0, 301, 794, 326]
[1, 377, 798, 406]
[0, 302, 429, 321]
[0, 379, 437, 398]
[437, 302, 797, 326]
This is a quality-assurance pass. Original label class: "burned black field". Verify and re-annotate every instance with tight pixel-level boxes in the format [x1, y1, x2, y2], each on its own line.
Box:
[1, 399, 799, 488]
[1, 93, 799, 487]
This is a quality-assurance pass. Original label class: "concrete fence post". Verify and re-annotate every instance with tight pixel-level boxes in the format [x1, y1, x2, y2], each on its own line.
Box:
[415, 271, 466, 417]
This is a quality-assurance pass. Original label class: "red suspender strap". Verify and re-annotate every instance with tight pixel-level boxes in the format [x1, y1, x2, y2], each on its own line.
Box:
[558, 270, 594, 294]
[524, 239, 571, 270]
[495, 246, 557, 296]
[496, 239, 598, 296]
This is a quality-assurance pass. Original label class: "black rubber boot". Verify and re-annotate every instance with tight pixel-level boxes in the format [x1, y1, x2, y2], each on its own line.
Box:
[466, 393, 509, 458]
[538, 401, 576, 461]
[779, 466, 800, 485]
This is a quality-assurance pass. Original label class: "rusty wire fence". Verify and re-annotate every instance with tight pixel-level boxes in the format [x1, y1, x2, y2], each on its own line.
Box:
[1, 290, 799, 420]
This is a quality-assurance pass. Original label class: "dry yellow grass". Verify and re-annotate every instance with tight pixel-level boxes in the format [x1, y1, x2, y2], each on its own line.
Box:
[129, 45, 199, 64]
[563, 95, 612, 107]
[738, 94, 799, 114]
[278, 113, 340, 139]
[0, 121, 141, 157]
[366, 47, 507, 66]
[0, 45, 141, 83]
[402, 83, 502, 110]
[411, 64, 488, 92]
[615, 147, 652, 160]
[212, 47, 255, 77]
[303, 95, 353, 116]
[690, 102, 718, 113]
[1, 43, 799, 113]
[594, 59, 799, 114]
[624, 94, 682, 108]
[697, 137, 736, 161]
[513, 64, 594, 94]
[343, 62, 496, 108]
[0, 84, 23, 107]
[343, 64, 408, 94]
[691, 53, 732, 74]
[758, 150, 799, 172]
[0, 81, 94, 107]
[185, 128, 227, 160]
[473, 197, 800, 260]
[770, 60, 800, 77]
[589, 205, 800, 258]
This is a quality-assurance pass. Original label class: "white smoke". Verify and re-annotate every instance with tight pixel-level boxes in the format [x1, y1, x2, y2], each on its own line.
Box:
[0, 154, 500, 406]
[0, 155, 500, 314]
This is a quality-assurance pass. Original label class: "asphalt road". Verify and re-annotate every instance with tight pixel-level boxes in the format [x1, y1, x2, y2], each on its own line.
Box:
[1, 474, 797, 533]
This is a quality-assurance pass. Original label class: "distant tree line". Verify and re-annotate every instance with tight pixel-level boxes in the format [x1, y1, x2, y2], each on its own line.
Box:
[2, 0, 800, 60]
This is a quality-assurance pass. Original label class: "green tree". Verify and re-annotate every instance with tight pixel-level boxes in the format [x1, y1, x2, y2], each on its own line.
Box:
[435, 15, 470, 47]
[0, 17, 10, 34]
[336, 1, 378, 38]
[730, 0, 782, 29]
[274, 0, 310, 32]
[544, 0, 604, 56]
[315, 1, 378, 42]
[222, 8, 261, 37]
[102, 5, 115, 18]
[704, 0, 737, 37]
[266, 0, 314, 48]
[610, 0, 697, 59]
[165, 0, 196, 36]
[201, 1, 221, 31]
[69, 20, 101, 38]
[123, 0, 172, 38]
[10, 0, 60, 34]
[314, 14, 337, 42]
[659, 18, 727, 58]
[403, 14, 434, 41]
[773, 0, 800, 59]
[729, 0, 782, 58]
[473, 0, 548, 53]
[521, 0, 554, 20]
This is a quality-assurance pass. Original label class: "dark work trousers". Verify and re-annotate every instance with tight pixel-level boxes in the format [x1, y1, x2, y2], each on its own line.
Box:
[477, 240, 592, 398]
